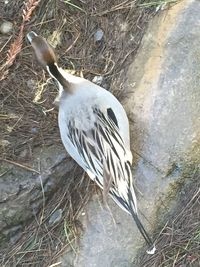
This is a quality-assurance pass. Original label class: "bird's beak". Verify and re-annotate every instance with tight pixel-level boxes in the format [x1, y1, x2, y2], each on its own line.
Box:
[27, 31, 38, 44]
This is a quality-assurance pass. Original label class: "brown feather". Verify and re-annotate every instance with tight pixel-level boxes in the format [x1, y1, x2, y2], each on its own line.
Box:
[30, 36, 57, 68]
[28, 32, 73, 92]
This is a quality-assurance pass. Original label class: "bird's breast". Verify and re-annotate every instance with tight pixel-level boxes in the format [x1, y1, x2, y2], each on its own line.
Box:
[59, 93, 97, 131]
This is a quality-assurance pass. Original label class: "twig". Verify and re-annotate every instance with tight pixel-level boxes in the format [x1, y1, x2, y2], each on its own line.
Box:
[0, 0, 41, 80]
[48, 262, 62, 267]
[1, 158, 40, 174]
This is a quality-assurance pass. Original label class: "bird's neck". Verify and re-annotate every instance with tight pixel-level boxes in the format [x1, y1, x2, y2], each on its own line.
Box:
[46, 63, 71, 92]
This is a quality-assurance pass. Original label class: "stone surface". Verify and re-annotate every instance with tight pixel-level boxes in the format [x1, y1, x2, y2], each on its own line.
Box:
[49, 208, 63, 225]
[94, 29, 104, 42]
[0, 145, 75, 244]
[72, 194, 141, 267]
[1, 0, 200, 266]
[60, 0, 200, 266]
[0, 21, 13, 34]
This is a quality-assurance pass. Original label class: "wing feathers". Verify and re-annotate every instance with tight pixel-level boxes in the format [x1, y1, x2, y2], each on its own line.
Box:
[67, 107, 137, 214]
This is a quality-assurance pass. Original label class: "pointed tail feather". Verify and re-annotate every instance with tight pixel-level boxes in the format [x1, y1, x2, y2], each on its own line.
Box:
[129, 209, 156, 254]
[128, 189, 156, 254]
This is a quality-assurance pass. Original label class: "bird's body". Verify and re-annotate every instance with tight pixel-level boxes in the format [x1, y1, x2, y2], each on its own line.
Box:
[27, 31, 156, 254]
[57, 70, 135, 213]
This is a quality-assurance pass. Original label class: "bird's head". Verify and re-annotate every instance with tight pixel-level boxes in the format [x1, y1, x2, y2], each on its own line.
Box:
[27, 31, 57, 70]
[27, 31, 71, 92]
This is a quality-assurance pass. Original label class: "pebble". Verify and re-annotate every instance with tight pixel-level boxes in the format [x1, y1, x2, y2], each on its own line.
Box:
[49, 209, 63, 225]
[0, 21, 13, 34]
[3, 225, 22, 244]
[10, 230, 23, 244]
[92, 76, 103, 85]
[94, 29, 104, 42]
[31, 127, 39, 134]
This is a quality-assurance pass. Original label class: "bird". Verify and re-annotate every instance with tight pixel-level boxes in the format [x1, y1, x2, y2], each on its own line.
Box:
[27, 31, 156, 254]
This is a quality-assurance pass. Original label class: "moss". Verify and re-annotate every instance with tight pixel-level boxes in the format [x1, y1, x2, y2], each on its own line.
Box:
[155, 161, 199, 229]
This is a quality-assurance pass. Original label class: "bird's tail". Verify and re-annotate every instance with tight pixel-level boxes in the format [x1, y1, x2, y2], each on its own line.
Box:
[130, 208, 156, 254]
[128, 189, 156, 254]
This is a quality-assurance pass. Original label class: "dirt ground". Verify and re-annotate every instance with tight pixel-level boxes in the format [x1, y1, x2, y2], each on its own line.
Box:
[1, 1, 199, 267]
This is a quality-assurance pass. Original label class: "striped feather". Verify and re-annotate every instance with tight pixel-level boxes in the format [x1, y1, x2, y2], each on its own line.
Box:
[67, 107, 137, 215]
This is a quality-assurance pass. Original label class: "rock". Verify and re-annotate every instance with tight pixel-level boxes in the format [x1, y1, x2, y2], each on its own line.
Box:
[92, 75, 103, 85]
[10, 228, 23, 245]
[94, 29, 104, 42]
[72, 194, 139, 267]
[49, 209, 63, 225]
[0, 21, 13, 34]
[30, 127, 39, 134]
[3, 224, 22, 244]
[60, 0, 200, 266]
[0, 145, 76, 244]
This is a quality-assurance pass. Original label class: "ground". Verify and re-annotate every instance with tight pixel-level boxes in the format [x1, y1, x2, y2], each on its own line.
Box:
[0, 0, 200, 266]
[0, 0, 154, 162]
[138, 177, 200, 267]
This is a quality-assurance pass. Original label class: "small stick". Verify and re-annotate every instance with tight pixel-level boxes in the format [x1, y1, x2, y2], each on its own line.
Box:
[1, 158, 40, 174]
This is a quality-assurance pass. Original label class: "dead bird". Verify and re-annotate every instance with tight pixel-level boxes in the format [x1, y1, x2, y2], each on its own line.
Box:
[27, 31, 156, 254]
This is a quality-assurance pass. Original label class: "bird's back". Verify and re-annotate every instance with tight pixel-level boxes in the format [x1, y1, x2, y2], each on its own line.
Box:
[58, 75, 131, 151]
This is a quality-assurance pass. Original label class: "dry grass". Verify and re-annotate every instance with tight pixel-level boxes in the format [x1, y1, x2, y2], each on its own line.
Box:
[0, 168, 95, 266]
[0, 0, 183, 266]
[137, 177, 200, 267]
[0, 0, 41, 82]
[0, 0, 156, 162]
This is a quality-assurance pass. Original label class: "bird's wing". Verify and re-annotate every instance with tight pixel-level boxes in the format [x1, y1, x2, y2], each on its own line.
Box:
[67, 106, 137, 214]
